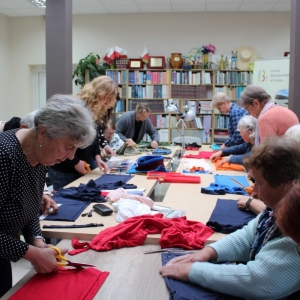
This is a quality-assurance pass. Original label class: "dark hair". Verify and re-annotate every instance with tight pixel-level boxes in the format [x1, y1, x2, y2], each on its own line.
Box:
[244, 136, 300, 188]
[103, 119, 116, 131]
[276, 180, 300, 244]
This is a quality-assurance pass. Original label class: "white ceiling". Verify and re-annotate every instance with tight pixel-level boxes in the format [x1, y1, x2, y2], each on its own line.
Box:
[0, 0, 291, 17]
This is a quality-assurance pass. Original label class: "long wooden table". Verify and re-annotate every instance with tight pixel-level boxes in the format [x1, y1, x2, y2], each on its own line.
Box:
[2, 240, 171, 300]
[41, 148, 176, 241]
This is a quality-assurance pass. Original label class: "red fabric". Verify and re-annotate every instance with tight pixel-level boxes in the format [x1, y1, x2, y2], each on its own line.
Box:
[183, 151, 217, 159]
[212, 158, 245, 171]
[69, 214, 214, 255]
[9, 267, 109, 300]
[147, 172, 201, 183]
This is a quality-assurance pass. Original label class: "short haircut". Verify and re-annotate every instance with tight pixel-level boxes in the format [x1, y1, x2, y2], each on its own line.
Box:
[238, 85, 271, 106]
[284, 124, 300, 143]
[20, 110, 38, 129]
[276, 180, 300, 244]
[135, 103, 151, 114]
[211, 92, 230, 108]
[238, 115, 257, 140]
[34, 94, 96, 149]
[77, 75, 117, 124]
[244, 136, 300, 188]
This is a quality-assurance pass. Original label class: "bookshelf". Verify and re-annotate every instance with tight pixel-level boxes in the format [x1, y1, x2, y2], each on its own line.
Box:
[106, 69, 253, 145]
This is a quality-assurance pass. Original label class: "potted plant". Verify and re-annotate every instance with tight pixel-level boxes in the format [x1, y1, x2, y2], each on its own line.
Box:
[73, 53, 110, 88]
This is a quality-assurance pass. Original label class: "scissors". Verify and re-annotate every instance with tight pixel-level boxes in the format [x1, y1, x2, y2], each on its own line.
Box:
[51, 246, 95, 269]
[230, 178, 253, 195]
[143, 248, 188, 254]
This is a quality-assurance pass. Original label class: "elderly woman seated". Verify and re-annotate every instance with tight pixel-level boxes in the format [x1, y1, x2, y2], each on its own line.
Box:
[159, 136, 300, 299]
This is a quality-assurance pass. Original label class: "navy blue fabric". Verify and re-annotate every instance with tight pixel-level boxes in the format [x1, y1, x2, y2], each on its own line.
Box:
[206, 199, 256, 234]
[94, 174, 137, 189]
[126, 164, 169, 174]
[136, 155, 164, 171]
[161, 252, 243, 300]
[201, 175, 249, 196]
[44, 197, 90, 222]
[54, 179, 105, 203]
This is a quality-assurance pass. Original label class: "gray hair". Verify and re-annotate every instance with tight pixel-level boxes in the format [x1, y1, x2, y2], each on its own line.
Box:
[211, 92, 230, 108]
[135, 103, 151, 114]
[238, 85, 271, 106]
[34, 94, 96, 148]
[238, 115, 257, 140]
[20, 110, 38, 128]
[285, 124, 300, 143]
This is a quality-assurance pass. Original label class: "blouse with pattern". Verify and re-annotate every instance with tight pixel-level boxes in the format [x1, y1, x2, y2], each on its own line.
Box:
[0, 129, 47, 262]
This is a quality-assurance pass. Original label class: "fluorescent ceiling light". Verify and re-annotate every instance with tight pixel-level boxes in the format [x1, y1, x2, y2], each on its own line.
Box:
[28, 0, 46, 9]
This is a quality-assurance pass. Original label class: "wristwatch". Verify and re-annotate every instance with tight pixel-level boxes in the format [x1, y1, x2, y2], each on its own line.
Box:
[30, 235, 46, 244]
[245, 197, 254, 210]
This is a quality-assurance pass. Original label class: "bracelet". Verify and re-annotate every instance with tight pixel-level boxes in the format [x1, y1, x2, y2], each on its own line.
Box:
[245, 197, 254, 210]
[30, 235, 46, 244]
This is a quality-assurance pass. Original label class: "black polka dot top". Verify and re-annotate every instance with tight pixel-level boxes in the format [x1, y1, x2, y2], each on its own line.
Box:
[0, 129, 48, 262]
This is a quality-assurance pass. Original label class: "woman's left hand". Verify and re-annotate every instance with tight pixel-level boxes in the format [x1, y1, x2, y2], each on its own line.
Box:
[40, 195, 58, 216]
[103, 145, 115, 156]
[159, 262, 193, 281]
[217, 156, 230, 167]
[95, 155, 109, 173]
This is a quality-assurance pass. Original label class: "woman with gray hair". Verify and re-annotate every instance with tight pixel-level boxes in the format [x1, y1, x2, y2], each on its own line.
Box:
[210, 115, 257, 166]
[238, 85, 299, 144]
[0, 94, 95, 297]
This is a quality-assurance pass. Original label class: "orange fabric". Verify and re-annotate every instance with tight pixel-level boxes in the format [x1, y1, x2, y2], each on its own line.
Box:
[212, 158, 245, 171]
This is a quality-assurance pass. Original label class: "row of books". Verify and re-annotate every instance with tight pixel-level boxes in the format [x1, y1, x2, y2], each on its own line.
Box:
[117, 86, 126, 98]
[129, 99, 165, 113]
[106, 70, 127, 84]
[115, 99, 126, 112]
[214, 86, 246, 100]
[171, 85, 213, 99]
[171, 70, 212, 85]
[214, 130, 229, 144]
[214, 115, 230, 129]
[215, 71, 253, 85]
[129, 71, 169, 84]
[128, 85, 170, 99]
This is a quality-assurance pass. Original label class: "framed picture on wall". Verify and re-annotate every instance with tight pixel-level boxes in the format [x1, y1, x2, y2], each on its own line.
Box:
[127, 59, 143, 69]
[148, 56, 166, 69]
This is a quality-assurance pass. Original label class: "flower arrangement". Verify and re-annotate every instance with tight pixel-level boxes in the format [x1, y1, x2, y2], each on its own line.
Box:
[183, 44, 216, 68]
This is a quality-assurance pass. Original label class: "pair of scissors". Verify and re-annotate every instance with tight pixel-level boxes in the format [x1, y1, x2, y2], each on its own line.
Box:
[143, 248, 188, 254]
[230, 178, 253, 195]
[51, 246, 95, 269]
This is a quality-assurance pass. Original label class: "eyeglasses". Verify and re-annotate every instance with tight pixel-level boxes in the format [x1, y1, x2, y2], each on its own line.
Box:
[296, 245, 300, 256]
[244, 104, 252, 113]
[216, 103, 223, 111]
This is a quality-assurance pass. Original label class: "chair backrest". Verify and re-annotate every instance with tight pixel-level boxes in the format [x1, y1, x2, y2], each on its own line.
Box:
[172, 136, 202, 146]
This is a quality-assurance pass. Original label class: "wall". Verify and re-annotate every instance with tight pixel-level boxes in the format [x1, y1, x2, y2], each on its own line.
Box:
[1, 12, 290, 119]
[0, 13, 10, 119]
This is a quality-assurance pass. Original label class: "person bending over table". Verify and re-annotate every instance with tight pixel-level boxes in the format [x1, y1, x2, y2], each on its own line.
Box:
[116, 103, 159, 149]
[211, 92, 247, 149]
[1, 110, 58, 216]
[0, 94, 96, 297]
[103, 119, 124, 153]
[159, 136, 300, 300]
[238, 85, 299, 145]
[210, 115, 256, 167]
[48, 75, 117, 190]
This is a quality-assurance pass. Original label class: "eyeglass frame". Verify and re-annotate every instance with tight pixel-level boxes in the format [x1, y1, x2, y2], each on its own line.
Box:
[296, 244, 300, 256]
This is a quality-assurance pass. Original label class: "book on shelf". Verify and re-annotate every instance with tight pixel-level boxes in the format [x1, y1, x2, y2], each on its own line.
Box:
[158, 129, 169, 142]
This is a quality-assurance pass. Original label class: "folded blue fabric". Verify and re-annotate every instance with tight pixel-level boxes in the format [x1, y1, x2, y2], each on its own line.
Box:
[126, 164, 169, 174]
[161, 252, 243, 300]
[136, 155, 164, 171]
[152, 147, 172, 155]
[182, 169, 212, 174]
[214, 174, 249, 188]
[206, 199, 256, 234]
[94, 174, 133, 185]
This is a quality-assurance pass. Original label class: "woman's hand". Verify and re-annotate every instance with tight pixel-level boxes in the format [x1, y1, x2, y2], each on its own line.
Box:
[103, 145, 115, 156]
[217, 156, 230, 167]
[210, 151, 222, 161]
[74, 160, 86, 174]
[95, 155, 109, 173]
[125, 139, 136, 147]
[159, 262, 192, 281]
[40, 195, 58, 215]
[23, 246, 66, 274]
[237, 196, 249, 210]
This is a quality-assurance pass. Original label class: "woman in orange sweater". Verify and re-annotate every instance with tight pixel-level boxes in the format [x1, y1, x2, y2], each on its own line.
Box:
[238, 85, 299, 145]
